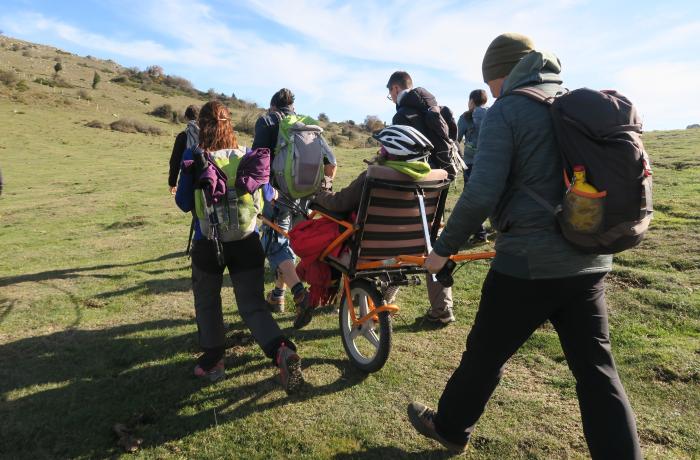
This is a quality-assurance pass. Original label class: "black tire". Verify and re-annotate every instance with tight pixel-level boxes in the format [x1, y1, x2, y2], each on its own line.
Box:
[339, 279, 392, 373]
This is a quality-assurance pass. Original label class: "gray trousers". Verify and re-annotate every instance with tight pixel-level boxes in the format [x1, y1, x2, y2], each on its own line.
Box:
[427, 275, 453, 312]
[191, 236, 292, 359]
[383, 275, 453, 312]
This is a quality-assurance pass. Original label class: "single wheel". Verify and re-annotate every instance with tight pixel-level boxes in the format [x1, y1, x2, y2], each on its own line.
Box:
[339, 279, 392, 373]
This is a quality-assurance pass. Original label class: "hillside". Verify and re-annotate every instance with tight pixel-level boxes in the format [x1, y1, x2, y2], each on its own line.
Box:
[0, 35, 699, 459]
[0, 35, 378, 149]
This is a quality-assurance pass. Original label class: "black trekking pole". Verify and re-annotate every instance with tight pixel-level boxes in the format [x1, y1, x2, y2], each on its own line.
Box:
[185, 215, 195, 257]
[275, 192, 310, 220]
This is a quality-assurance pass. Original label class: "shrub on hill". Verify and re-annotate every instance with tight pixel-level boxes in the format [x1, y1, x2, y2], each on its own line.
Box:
[110, 75, 128, 84]
[113, 67, 199, 98]
[329, 134, 344, 147]
[110, 119, 164, 136]
[150, 103, 174, 119]
[77, 89, 92, 101]
[85, 120, 105, 129]
[108, 65, 258, 111]
[0, 70, 18, 86]
[34, 76, 73, 88]
[237, 109, 263, 135]
[15, 80, 29, 92]
[363, 115, 384, 133]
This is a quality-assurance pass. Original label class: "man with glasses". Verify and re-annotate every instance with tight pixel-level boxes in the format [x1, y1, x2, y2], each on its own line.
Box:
[384, 70, 457, 324]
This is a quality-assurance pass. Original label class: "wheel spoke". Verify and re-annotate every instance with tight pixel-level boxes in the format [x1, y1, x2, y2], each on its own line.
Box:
[363, 327, 380, 349]
[357, 294, 369, 317]
[350, 325, 361, 340]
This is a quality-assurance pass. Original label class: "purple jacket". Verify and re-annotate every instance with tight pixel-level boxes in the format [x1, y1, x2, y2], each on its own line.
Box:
[236, 148, 270, 194]
[182, 157, 228, 207]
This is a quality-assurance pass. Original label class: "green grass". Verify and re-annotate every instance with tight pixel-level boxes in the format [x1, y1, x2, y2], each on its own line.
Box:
[1, 37, 699, 459]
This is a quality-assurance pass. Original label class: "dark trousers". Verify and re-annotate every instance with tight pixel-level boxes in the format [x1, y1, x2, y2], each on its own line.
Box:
[191, 234, 293, 360]
[435, 269, 641, 460]
[462, 166, 486, 239]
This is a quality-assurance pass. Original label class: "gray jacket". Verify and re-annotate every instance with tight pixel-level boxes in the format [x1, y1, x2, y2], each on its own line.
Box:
[433, 51, 613, 279]
[457, 106, 488, 165]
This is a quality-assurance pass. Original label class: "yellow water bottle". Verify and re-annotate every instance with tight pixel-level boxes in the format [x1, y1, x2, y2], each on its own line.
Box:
[564, 165, 604, 233]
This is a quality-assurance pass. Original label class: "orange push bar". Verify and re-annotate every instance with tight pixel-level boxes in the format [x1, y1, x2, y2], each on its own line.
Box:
[356, 251, 495, 270]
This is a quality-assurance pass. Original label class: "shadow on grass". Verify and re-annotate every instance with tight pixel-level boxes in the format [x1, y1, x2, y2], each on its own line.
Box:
[93, 276, 192, 299]
[0, 251, 183, 287]
[333, 446, 458, 459]
[0, 318, 366, 459]
[393, 316, 452, 333]
[0, 297, 16, 325]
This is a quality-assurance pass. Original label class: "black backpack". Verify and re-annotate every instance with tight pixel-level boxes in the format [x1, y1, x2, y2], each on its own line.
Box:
[509, 86, 653, 254]
[422, 105, 460, 178]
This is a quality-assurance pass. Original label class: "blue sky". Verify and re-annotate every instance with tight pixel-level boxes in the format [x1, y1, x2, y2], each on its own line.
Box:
[1, 0, 699, 130]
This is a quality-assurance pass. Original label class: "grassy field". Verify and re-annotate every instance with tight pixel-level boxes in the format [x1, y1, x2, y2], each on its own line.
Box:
[1, 37, 699, 459]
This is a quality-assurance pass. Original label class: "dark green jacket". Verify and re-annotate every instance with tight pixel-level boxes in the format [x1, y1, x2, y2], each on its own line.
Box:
[433, 51, 613, 279]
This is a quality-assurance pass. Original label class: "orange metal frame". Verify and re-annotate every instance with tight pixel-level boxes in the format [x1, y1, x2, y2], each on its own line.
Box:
[261, 209, 495, 327]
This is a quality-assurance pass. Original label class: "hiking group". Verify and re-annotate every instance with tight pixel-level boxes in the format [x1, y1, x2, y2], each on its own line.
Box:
[169, 32, 650, 459]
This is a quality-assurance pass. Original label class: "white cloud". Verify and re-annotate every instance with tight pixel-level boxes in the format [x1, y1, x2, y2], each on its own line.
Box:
[241, 0, 700, 128]
[0, 12, 178, 62]
[1, 1, 699, 128]
[615, 61, 700, 130]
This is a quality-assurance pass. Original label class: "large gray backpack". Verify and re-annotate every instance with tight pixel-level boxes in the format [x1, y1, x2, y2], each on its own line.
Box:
[271, 114, 334, 199]
[508, 86, 653, 254]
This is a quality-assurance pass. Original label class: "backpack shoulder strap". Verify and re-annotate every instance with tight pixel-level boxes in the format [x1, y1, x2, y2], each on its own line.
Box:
[270, 110, 284, 125]
[517, 181, 562, 216]
[508, 86, 556, 105]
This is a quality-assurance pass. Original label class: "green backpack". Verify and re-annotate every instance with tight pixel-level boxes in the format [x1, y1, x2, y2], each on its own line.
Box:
[271, 114, 334, 199]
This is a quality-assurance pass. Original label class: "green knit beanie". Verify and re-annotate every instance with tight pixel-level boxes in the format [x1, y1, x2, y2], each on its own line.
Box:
[482, 33, 535, 83]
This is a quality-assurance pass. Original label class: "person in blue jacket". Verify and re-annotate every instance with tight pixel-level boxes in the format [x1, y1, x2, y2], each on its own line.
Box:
[456, 89, 489, 244]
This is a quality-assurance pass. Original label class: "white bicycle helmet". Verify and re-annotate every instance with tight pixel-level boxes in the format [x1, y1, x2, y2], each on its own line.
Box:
[373, 125, 433, 162]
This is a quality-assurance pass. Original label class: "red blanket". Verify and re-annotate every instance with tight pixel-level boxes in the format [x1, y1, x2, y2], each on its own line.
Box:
[289, 217, 342, 307]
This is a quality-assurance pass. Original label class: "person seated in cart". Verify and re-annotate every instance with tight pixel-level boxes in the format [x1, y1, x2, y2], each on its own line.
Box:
[308, 124, 436, 319]
[313, 125, 434, 211]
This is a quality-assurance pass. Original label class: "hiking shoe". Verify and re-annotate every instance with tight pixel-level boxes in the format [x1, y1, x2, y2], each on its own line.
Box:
[266, 291, 285, 313]
[276, 343, 304, 394]
[293, 288, 313, 329]
[468, 234, 489, 246]
[193, 359, 225, 382]
[407, 402, 467, 453]
[425, 307, 456, 324]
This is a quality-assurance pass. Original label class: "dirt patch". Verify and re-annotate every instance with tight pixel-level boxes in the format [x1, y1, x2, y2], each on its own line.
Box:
[639, 427, 674, 446]
[83, 298, 106, 309]
[652, 365, 700, 384]
[608, 270, 655, 290]
[669, 259, 699, 272]
[104, 217, 148, 230]
[653, 160, 700, 171]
